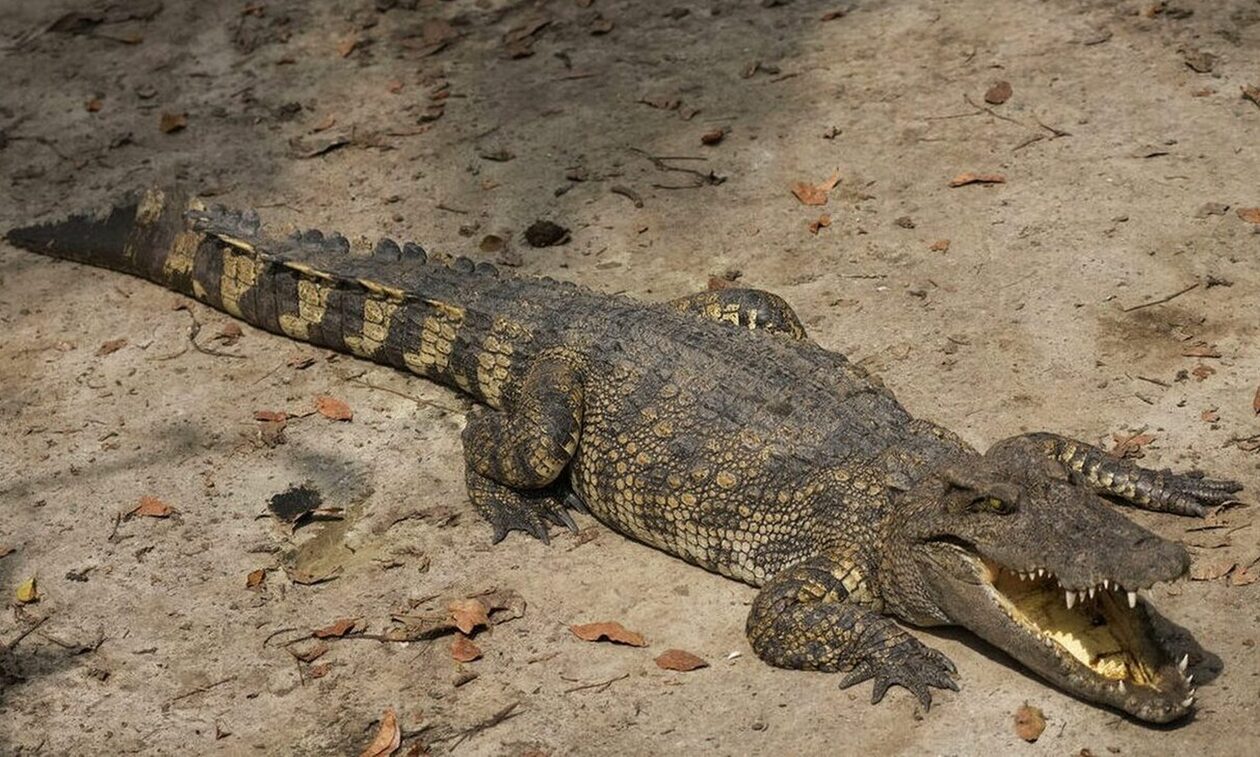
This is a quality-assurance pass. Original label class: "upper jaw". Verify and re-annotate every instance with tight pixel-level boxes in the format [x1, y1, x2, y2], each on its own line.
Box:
[920, 542, 1196, 723]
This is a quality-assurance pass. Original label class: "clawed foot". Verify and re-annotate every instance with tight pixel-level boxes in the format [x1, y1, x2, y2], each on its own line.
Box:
[839, 638, 959, 710]
[1126, 469, 1244, 517]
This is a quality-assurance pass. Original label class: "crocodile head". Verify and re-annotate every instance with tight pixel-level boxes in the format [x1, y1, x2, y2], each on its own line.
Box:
[892, 457, 1195, 723]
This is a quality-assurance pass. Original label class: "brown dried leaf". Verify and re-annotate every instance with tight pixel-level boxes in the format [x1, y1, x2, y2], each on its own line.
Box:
[1243, 85, 1260, 108]
[1237, 207, 1260, 224]
[313, 617, 359, 639]
[130, 495, 174, 518]
[590, 16, 614, 35]
[929, 239, 951, 252]
[1110, 432, 1155, 458]
[1181, 342, 1221, 358]
[246, 569, 266, 588]
[821, 10, 848, 21]
[451, 635, 483, 662]
[449, 598, 490, 635]
[700, 128, 725, 145]
[216, 321, 243, 345]
[570, 621, 647, 647]
[1013, 703, 1046, 742]
[1200, 408, 1219, 423]
[253, 410, 288, 422]
[290, 640, 329, 663]
[1190, 558, 1235, 581]
[984, 80, 1012, 105]
[309, 662, 332, 679]
[158, 112, 187, 134]
[1230, 565, 1258, 586]
[96, 338, 128, 356]
[337, 35, 359, 58]
[312, 115, 336, 133]
[654, 649, 708, 671]
[949, 172, 1006, 187]
[1191, 364, 1215, 382]
[359, 709, 401, 757]
[86, 97, 103, 112]
[315, 395, 353, 421]
[808, 214, 832, 235]
[790, 171, 841, 206]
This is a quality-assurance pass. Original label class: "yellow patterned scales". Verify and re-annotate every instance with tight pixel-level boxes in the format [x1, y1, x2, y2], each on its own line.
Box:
[6, 189, 1243, 724]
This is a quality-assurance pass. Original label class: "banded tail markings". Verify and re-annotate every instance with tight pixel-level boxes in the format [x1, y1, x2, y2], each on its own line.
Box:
[402, 299, 466, 380]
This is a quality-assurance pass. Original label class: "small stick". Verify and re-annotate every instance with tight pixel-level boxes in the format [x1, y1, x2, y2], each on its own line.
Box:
[563, 672, 630, 694]
[1122, 282, 1199, 312]
[168, 675, 237, 703]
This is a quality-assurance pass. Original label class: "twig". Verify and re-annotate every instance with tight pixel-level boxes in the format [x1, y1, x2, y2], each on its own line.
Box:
[435, 203, 469, 215]
[563, 672, 630, 694]
[3, 614, 50, 650]
[448, 701, 522, 749]
[1122, 282, 1199, 312]
[168, 675, 237, 703]
[1136, 375, 1171, 388]
[610, 185, 644, 208]
[347, 378, 465, 415]
[628, 148, 725, 188]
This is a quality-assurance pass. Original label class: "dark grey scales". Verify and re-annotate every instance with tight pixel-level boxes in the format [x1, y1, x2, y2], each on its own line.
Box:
[6, 188, 1244, 723]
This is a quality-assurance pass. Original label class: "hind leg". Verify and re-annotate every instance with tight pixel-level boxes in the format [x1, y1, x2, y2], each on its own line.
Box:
[461, 355, 585, 542]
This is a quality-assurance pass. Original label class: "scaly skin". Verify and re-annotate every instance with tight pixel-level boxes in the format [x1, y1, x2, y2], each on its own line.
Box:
[5, 189, 1244, 723]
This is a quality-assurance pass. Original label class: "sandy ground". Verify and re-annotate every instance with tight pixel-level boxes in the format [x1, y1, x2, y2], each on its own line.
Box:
[2, 0, 1259, 754]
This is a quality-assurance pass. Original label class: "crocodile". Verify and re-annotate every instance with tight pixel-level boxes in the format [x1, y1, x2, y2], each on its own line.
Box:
[5, 188, 1243, 723]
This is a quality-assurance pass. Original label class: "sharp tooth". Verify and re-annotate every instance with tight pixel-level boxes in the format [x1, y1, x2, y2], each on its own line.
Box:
[1037, 568, 1045, 578]
[1182, 696, 1194, 708]
[1103, 579, 1110, 590]
[1179, 655, 1189, 673]
[1127, 591, 1137, 609]
[1088, 587, 1096, 600]
[1118, 680, 1126, 693]
[1186, 674, 1194, 685]
[1065, 590, 1077, 609]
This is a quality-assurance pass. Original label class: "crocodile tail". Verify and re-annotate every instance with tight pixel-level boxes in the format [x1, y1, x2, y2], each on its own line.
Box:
[5, 188, 214, 299]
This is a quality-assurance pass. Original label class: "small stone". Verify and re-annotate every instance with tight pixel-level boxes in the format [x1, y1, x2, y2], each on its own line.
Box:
[524, 220, 570, 247]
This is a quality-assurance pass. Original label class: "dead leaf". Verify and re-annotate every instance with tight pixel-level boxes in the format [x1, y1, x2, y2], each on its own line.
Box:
[700, 128, 725, 145]
[570, 621, 647, 647]
[451, 636, 483, 662]
[337, 35, 359, 58]
[387, 79, 404, 94]
[246, 569, 266, 589]
[949, 172, 1006, 187]
[449, 598, 490, 635]
[1181, 342, 1221, 358]
[590, 15, 614, 35]
[654, 649, 708, 671]
[16, 576, 38, 604]
[96, 338, 127, 356]
[1191, 364, 1215, 382]
[86, 97, 103, 112]
[1201, 408, 1219, 423]
[158, 112, 187, 134]
[984, 80, 1012, 105]
[359, 709, 401, 757]
[312, 115, 336, 133]
[1110, 432, 1155, 459]
[0, 546, 15, 559]
[1182, 47, 1217, 73]
[313, 618, 359, 639]
[1243, 85, 1260, 108]
[929, 239, 951, 252]
[289, 640, 329, 663]
[308, 662, 332, 679]
[216, 321, 243, 345]
[1231, 565, 1258, 586]
[130, 495, 174, 518]
[821, 10, 848, 21]
[388, 589, 525, 642]
[808, 214, 831, 235]
[315, 395, 353, 421]
[790, 171, 841, 206]
[1014, 703, 1046, 742]
[1237, 207, 1260, 224]
[1190, 558, 1235, 581]
[253, 410, 288, 422]
[288, 353, 316, 369]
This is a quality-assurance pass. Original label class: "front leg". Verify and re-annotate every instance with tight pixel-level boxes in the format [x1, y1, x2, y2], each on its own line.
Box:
[462, 355, 585, 542]
[988, 432, 1242, 517]
[747, 554, 957, 709]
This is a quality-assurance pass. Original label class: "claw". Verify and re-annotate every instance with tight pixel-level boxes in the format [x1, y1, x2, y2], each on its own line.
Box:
[564, 492, 591, 514]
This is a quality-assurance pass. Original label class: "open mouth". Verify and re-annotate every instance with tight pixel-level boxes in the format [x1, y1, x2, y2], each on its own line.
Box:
[978, 557, 1194, 717]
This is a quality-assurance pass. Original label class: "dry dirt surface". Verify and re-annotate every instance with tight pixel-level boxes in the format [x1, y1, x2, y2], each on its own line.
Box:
[2, 0, 1259, 754]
